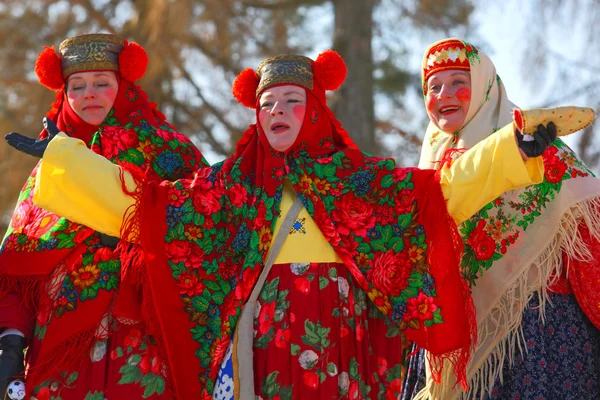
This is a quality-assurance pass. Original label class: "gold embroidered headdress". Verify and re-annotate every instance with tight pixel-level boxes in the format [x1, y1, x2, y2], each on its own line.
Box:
[34, 33, 148, 91]
[59, 33, 124, 78]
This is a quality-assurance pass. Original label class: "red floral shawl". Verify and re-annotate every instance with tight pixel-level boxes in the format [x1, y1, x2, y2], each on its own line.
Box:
[0, 77, 206, 391]
[128, 88, 475, 399]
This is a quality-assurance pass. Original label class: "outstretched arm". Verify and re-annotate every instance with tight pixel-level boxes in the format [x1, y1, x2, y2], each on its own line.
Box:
[31, 132, 136, 237]
[439, 123, 553, 225]
[5, 118, 135, 237]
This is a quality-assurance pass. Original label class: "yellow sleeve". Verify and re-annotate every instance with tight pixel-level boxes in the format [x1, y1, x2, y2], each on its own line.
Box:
[439, 123, 544, 225]
[33, 133, 136, 237]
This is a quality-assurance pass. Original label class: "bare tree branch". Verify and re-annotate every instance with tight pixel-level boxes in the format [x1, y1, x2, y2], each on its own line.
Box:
[376, 121, 422, 146]
[169, 98, 231, 155]
[535, 80, 600, 108]
[72, 0, 118, 32]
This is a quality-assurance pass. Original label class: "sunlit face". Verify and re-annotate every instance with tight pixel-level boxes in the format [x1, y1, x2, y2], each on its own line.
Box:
[258, 85, 307, 152]
[66, 71, 119, 125]
[425, 69, 471, 133]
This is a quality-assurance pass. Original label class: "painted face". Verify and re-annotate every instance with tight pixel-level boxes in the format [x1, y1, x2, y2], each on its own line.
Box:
[258, 85, 307, 153]
[66, 71, 119, 125]
[425, 69, 471, 134]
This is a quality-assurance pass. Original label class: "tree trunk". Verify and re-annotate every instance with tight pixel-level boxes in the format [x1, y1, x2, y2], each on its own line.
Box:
[332, 0, 376, 154]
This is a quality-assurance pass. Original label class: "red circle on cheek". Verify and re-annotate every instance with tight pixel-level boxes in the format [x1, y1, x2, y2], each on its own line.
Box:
[455, 87, 471, 103]
[426, 95, 436, 111]
[293, 104, 306, 121]
[258, 109, 268, 125]
[106, 87, 118, 99]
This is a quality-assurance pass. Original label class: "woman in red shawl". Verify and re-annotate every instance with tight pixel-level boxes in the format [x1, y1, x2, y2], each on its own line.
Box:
[0, 33, 205, 399]
[6, 50, 557, 399]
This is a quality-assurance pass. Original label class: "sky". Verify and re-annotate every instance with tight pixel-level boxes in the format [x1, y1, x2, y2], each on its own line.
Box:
[471, 0, 598, 151]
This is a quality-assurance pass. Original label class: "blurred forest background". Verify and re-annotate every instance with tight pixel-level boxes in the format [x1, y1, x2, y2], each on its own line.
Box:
[1, 0, 599, 236]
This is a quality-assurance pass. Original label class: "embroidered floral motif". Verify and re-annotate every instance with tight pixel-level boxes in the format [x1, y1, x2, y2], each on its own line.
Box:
[289, 218, 307, 234]
[484, 79, 493, 102]
[461, 40, 481, 65]
[460, 139, 594, 285]
[253, 264, 407, 398]
[310, 105, 319, 123]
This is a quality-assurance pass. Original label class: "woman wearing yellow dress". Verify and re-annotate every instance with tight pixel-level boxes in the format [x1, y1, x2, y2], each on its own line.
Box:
[404, 38, 600, 400]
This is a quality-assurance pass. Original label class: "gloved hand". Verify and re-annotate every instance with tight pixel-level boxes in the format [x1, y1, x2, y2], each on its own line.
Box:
[517, 122, 557, 158]
[0, 335, 26, 398]
[4, 117, 60, 158]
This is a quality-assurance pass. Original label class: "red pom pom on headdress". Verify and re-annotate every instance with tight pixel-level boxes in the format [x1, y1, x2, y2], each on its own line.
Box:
[119, 41, 148, 82]
[313, 50, 347, 91]
[35, 46, 64, 91]
[232, 68, 260, 108]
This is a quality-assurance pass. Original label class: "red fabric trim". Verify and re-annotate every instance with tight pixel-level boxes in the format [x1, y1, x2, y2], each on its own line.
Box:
[435, 147, 469, 169]
[567, 222, 600, 330]
[140, 181, 202, 399]
[407, 169, 474, 388]
[0, 293, 35, 341]
[513, 109, 523, 132]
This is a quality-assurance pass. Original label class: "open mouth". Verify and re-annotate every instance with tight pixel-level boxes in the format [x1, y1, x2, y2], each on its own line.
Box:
[270, 122, 290, 133]
[439, 106, 460, 115]
[83, 105, 103, 111]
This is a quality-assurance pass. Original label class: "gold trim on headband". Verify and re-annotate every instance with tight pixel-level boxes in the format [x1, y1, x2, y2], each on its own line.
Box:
[256, 54, 314, 95]
[59, 33, 123, 51]
[59, 34, 124, 78]
[426, 46, 468, 68]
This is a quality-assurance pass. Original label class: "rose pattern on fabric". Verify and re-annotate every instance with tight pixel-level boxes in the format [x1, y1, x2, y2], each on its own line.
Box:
[460, 140, 593, 285]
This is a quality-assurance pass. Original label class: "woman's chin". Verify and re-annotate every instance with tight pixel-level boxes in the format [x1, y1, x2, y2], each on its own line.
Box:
[81, 117, 105, 125]
[438, 120, 463, 134]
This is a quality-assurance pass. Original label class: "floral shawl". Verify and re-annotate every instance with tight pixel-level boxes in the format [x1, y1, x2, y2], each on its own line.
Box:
[125, 88, 476, 399]
[0, 78, 206, 391]
[415, 38, 600, 399]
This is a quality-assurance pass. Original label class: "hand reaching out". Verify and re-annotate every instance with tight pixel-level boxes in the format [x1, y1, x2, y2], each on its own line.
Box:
[516, 122, 557, 158]
[4, 117, 61, 158]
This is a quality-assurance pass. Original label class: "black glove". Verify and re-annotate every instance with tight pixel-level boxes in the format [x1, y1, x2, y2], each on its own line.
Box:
[0, 334, 26, 398]
[4, 117, 60, 158]
[99, 233, 120, 249]
[517, 122, 557, 158]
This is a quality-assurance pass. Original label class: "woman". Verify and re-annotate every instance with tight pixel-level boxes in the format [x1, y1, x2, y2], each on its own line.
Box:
[6, 50, 556, 399]
[0, 33, 205, 399]
[409, 38, 600, 399]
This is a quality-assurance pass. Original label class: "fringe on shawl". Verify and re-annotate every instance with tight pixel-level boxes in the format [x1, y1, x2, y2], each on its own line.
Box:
[413, 195, 600, 400]
[25, 325, 99, 395]
[423, 170, 477, 391]
[0, 238, 91, 320]
[117, 165, 179, 399]
[24, 261, 116, 395]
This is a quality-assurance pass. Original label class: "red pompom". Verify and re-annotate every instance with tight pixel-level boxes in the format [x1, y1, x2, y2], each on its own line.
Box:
[232, 68, 259, 108]
[119, 41, 148, 82]
[313, 50, 347, 91]
[35, 46, 64, 91]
